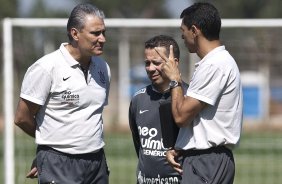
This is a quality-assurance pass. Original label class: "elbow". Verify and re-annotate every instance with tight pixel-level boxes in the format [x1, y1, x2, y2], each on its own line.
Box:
[174, 116, 190, 128]
[173, 105, 199, 127]
[174, 112, 195, 128]
[14, 118, 23, 127]
[14, 115, 26, 127]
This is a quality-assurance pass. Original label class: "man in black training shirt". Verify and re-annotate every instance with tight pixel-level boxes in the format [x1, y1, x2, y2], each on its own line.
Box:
[129, 35, 188, 184]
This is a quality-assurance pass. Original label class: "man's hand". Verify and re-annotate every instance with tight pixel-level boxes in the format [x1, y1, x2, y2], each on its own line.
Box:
[26, 167, 38, 178]
[155, 45, 181, 82]
[166, 149, 183, 174]
[26, 157, 38, 178]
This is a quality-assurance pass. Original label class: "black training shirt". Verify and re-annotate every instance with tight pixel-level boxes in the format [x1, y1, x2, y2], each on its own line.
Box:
[129, 83, 188, 184]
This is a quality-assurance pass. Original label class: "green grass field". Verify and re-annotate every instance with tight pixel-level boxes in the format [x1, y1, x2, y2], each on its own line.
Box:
[1, 129, 282, 184]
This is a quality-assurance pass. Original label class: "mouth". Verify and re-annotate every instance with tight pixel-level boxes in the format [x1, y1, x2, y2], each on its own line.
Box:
[92, 46, 103, 55]
[93, 42, 103, 48]
[150, 74, 159, 81]
[96, 45, 103, 49]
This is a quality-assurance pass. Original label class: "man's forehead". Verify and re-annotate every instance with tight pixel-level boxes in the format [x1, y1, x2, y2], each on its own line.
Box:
[151, 47, 166, 52]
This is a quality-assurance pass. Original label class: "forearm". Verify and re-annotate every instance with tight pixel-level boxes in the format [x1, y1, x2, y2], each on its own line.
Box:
[14, 98, 40, 138]
[171, 86, 189, 127]
[171, 86, 206, 127]
[15, 119, 36, 137]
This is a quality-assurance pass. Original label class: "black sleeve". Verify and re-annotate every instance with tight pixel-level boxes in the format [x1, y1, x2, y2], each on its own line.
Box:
[159, 100, 179, 148]
[128, 100, 140, 157]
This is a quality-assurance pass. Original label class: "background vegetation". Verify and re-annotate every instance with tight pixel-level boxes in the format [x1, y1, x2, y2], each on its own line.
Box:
[1, 0, 282, 184]
[1, 130, 282, 184]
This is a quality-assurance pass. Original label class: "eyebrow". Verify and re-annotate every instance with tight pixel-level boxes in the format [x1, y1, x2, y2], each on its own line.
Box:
[144, 59, 163, 63]
[91, 29, 106, 36]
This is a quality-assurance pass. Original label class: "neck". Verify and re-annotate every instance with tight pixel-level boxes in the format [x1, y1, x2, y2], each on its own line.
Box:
[65, 43, 91, 69]
[197, 38, 221, 59]
[152, 83, 170, 93]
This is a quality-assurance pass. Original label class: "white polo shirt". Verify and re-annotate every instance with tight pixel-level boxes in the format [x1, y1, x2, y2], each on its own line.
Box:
[20, 43, 111, 154]
[175, 46, 243, 150]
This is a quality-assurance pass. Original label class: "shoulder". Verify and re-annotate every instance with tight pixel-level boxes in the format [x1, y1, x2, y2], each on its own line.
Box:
[130, 86, 152, 105]
[130, 86, 150, 112]
[41, 47, 61, 61]
[40, 49, 61, 63]
[28, 49, 61, 73]
[132, 85, 150, 98]
[206, 47, 235, 69]
[92, 56, 111, 74]
[92, 56, 109, 67]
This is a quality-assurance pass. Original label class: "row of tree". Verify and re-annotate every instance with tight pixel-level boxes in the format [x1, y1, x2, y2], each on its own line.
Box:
[1, 0, 282, 18]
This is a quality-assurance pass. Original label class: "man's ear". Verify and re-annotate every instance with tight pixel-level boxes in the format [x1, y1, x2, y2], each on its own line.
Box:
[70, 28, 79, 41]
[191, 25, 200, 37]
[174, 58, 179, 66]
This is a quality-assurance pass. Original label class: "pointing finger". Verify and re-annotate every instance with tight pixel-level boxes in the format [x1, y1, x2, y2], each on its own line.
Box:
[154, 47, 169, 62]
[168, 45, 174, 62]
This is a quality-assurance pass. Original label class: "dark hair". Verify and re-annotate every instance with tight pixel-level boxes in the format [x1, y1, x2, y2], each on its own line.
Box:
[180, 2, 221, 41]
[145, 35, 180, 60]
[67, 3, 105, 41]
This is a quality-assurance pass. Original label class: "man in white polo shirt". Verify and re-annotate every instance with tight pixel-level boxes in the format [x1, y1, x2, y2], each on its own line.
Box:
[14, 3, 110, 184]
[155, 2, 243, 184]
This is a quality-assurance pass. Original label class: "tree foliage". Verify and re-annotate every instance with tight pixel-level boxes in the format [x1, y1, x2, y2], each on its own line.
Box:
[29, 0, 73, 18]
[0, 0, 17, 18]
[84, 0, 170, 18]
[204, 0, 282, 18]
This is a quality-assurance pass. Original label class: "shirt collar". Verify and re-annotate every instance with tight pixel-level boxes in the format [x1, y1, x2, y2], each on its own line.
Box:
[195, 45, 225, 68]
[59, 43, 80, 67]
[151, 85, 170, 94]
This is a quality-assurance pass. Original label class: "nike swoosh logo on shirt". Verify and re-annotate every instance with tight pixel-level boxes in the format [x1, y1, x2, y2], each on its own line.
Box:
[63, 76, 71, 81]
[139, 110, 149, 114]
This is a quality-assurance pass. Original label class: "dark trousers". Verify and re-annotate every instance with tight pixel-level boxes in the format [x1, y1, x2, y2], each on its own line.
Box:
[181, 146, 235, 184]
[36, 145, 109, 184]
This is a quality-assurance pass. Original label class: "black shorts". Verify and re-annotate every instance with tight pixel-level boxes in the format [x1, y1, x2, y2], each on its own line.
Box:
[36, 145, 109, 184]
[180, 146, 235, 184]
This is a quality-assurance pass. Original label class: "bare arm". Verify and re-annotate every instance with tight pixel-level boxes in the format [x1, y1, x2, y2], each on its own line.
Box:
[14, 98, 40, 137]
[170, 87, 206, 127]
[155, 45, 206, 127]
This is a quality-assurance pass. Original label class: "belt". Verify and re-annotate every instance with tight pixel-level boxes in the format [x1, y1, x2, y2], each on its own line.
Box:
[180, 146, 232, 157]
[37, 145, 103, 159]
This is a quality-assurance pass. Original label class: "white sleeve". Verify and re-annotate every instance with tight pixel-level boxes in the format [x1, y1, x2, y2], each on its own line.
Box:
[187, 64, 227, 106]
[105, 62, 111, 106]
[20, 63, 52, 105]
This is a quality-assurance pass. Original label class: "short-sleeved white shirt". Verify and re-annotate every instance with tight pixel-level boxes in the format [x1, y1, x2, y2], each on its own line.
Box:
[175, 46, 243, 150]
[20, 43, 111, 154]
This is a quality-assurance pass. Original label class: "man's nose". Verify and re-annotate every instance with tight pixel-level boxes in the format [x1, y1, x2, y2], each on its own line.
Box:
[148, 63, 156, 71]
[98, 33, 106, 42]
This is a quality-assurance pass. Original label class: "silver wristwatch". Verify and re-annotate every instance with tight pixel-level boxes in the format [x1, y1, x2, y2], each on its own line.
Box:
[169, 80, 181, 89]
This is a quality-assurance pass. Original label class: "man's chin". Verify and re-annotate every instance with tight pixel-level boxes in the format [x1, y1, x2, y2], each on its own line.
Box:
[152, 80, 161, 86]
[94, 50, 103, 56]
